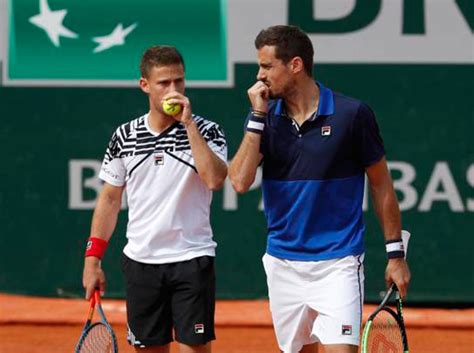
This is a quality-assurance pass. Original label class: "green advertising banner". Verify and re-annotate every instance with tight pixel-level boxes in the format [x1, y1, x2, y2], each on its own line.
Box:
[7, 0, 227, 83]
[0, 64, 472, 303]
[0, 0, 472, 304]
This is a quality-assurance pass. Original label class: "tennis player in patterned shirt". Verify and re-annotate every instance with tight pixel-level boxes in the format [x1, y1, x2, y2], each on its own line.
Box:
[82, 45, 227, 353]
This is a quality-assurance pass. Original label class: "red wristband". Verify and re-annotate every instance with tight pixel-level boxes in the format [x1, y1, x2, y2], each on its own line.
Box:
[85, 237, 108, 259]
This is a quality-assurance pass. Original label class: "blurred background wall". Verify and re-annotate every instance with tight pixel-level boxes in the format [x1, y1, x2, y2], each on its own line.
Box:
[0, 0, 472, 303]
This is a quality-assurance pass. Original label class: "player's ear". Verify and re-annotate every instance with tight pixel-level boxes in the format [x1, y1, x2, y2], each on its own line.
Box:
[139, 77, 150, 94]
[289, 57, 304, 74]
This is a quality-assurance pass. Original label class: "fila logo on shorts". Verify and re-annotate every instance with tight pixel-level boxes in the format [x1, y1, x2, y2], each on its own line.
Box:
[194, 323, 205, 334]
[342, 325, 353, 335]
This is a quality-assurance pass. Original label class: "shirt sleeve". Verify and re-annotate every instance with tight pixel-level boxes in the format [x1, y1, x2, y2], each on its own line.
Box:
[202, 122, 228, 163]
[353, 102, 385, 167]
[98, 129, 127, 186]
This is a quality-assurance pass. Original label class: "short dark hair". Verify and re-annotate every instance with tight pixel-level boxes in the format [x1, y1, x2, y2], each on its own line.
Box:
[140, 45, 185, 78]
[255, 25, 314, 77]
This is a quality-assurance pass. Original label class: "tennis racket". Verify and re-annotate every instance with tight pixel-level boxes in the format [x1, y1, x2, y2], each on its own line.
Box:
[361, 230, 411, 353]
[75, 289, 118, 353]
[361, 283, 408, 353]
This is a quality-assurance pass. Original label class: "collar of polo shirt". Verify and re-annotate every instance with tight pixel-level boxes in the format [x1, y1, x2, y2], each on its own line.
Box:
[274, 81, 335, 121]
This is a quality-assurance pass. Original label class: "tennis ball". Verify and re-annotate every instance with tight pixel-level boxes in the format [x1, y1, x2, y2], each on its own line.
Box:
[162, 100, 182, 116]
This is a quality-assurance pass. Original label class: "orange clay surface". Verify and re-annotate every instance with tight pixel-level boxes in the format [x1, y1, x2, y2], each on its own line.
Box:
[0, 294, 473, 353]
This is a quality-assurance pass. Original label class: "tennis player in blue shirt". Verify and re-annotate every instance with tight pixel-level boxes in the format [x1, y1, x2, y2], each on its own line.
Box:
[229, 25, 411, 353]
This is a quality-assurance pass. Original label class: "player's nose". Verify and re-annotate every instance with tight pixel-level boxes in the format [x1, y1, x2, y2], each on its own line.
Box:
[257, 68, 266, 81]
[169, 81, 178, 92]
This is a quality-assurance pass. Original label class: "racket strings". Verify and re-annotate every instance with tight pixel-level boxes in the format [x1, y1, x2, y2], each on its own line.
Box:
[367, 310, 404, 353]
[79, 324, 115, 353]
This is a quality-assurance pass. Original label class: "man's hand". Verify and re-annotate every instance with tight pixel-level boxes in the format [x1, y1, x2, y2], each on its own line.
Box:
[385, 258, 411, 298]
[82, 256, 106, 300]
[162, 92, 193, 126]
[247, 81, 270, 113]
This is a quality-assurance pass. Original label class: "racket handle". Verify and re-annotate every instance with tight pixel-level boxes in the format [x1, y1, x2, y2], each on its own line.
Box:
[93, 288, 101, 305]
[378, 283, 396, 309]
[85, 289, 97, 322]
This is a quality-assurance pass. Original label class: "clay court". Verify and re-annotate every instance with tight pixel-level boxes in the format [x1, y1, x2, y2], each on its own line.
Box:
[1, 294, 472, 353]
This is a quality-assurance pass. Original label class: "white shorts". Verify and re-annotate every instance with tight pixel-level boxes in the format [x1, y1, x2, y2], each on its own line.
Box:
[262, 253, 364, 353]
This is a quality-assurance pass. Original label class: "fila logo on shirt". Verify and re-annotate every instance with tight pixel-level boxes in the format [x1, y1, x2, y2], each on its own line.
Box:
[154, 153, 164, 166]
[321, 126, 331, 136]
[194, 323, 205, 334]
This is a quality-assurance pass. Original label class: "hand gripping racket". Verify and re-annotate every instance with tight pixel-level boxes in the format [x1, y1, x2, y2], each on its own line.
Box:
[75, 289, 118, 353]
[361, 230, 411, 353]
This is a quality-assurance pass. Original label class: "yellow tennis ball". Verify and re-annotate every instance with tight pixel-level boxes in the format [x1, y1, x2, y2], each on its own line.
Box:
[162, 100, 182, 116]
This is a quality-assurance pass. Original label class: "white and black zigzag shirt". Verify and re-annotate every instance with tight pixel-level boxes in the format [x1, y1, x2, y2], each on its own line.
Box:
[98, 113, 227, 264]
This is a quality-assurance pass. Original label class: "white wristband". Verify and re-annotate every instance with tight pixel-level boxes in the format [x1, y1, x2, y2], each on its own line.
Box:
[246, 115, 265, 134]
[385, 240, 405, 258]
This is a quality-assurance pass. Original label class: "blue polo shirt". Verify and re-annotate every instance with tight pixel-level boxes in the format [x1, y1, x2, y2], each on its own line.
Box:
[251, 82, 385, 261]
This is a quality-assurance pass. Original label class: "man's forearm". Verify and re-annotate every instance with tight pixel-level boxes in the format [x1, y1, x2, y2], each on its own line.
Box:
[185, 120, 227, 190]
[229, 132, 263, 193]
[367, 158, 402, 241]
[370, 182, 402, 241]
[89, 188, 122, 241]
[83, 184, 122, 298]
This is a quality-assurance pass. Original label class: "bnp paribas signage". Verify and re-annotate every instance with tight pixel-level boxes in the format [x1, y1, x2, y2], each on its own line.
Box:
[3, 0, 473, 87]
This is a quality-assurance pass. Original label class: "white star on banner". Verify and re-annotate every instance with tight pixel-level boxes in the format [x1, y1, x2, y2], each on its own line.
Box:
[92, 23, 138, 53]
[29, 0, 78, 47]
